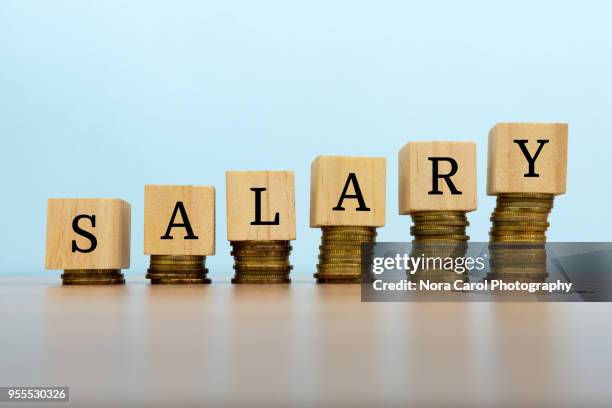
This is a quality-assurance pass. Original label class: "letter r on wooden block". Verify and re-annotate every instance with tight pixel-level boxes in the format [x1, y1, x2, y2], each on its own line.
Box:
[487, 123, 568, 195]
[310, 156, 386, 227]
[144, 185, 215, 256]
[45, 198, 131, 269]
[226, 171, 296, 241]
[398, 142, 477, 214]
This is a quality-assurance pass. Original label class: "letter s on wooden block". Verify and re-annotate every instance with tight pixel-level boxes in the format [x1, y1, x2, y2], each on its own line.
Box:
[144, 185, 215, 256]
[45, 198, 131, 270]
[398, 141, 477, 214]
[487, 123, 568, 195]
[226, 171, 296, 241]
[310, 156, 386, 227]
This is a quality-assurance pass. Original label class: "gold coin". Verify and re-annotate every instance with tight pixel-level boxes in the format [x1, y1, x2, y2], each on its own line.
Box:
[322, 232, 376, 238]
[146, 273, 206, 279]
[61, 272, 122, 279]
[411, 224, 467, 229]
[318, 253, 363, 260]
[64, 269, 121, 274]
[410, 211, 465, 216]
[147, 265, 206, 272]
[319, 243, 369, 249]
[491, 237, 547, 243]
[498, 193, 554, 199]
[322, 230, 377, 236]
[234, 264, 292, 271]
[150, 278, 210, 284]
[491, 215, 549, 222]
[150, 255, 204, 261]
[315, 269, 361, 276]
[62, 270, 121, 276]
[62, 278, 125, 285]
[233, 257, 289, 262]
[233, 263, 291, 269]
[317, 261, 363, 267]
[232, 276, 291, 284]
[231, 240, 290, 246]
[149, 258, 204, 264]
[411, 231, 467, 237]
[413, 238, 470, 243]
[322, 226, 376, 232]
[321, 237, 375, 244]
[497, 195, 554, 201]
[493, 221, 550, 227]
[496, 206, 552, 212]
[496, 201, 554, 208]
[490, 229, 546, 236]
[413, 221, 469, 227]
[492, 226, 548, 232]
[232, 249, 290, 255]
[231, 245, 291, 251]
[315, 276, 361, 283]
[411, 228, 466, 235]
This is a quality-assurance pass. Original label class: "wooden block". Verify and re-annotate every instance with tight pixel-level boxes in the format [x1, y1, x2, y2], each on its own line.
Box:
[45, 198, 131, 270]
[226, 171, 296, 241]
[487, 123, 568, 195]
[398, 141, 477, 214]
[144, 185, 215, 256]
[310, 156, 386, 227]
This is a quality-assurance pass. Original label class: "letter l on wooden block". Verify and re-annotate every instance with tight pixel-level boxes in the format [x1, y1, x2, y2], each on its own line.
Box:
[226, 171, 296, 241]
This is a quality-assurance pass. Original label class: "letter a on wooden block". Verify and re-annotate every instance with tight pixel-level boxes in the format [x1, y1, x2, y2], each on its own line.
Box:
[45, 198, 131, 269]
[226, 171, 296, 241]
[398, 142, 477, 214]
[144, 185, 215, 256]
[310, 156, 386, 227]
[487, 123, 568, 195]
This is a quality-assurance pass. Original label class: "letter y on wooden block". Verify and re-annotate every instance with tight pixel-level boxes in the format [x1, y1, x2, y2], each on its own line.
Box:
[45, 198, 131, 270]
[487, 123, 568, 195]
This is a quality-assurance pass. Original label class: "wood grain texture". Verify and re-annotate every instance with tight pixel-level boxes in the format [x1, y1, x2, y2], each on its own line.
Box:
[144, 185, 215, 256]
[45, 198, 131, 269]
[398, 141, 477, 214]
[487, 123, 568, 195]
[226, 171, 296, 241]
[310, 156, 386, 227]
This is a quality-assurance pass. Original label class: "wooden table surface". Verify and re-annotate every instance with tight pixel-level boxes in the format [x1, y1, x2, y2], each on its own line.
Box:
[1, 275, 611, 407]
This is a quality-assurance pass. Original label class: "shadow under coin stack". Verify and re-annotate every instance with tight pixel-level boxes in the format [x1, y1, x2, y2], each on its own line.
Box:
[62, 269, 125, 285]
[146, 255, 210, 284]
[231, 241, 292, 284]
[487, 193, 553, 283]
[314, 226, 377, 283]
[408, 211, 470, 284]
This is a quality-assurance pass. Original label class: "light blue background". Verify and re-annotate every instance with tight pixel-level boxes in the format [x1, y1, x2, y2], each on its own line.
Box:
[1, 0, 610, 275]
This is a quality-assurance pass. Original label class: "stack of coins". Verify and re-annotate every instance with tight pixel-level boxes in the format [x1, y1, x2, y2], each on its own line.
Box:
[487, 244, 548, 283]
[408, 211, 470, 283]
[410, 211, 470, 243]
[488, 193, 553, 283]
[62, 269, 125, 285]
[146, 255, 210, 284]
[314, 226, 377, 284]
[231, 241, 292, 284]
[489, 193, 553, 243]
